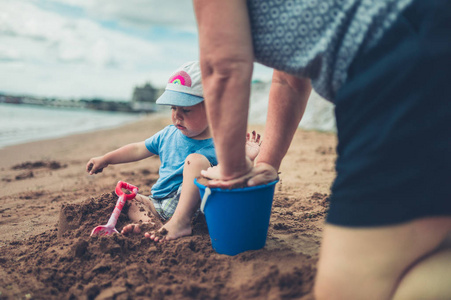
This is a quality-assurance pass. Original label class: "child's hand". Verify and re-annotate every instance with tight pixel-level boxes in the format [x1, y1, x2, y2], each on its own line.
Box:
[86, 157, 108, 175]
[246, 131, 262, 162]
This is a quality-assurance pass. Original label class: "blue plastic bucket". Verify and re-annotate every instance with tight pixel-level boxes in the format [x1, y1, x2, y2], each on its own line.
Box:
[194, 178, 279, 256]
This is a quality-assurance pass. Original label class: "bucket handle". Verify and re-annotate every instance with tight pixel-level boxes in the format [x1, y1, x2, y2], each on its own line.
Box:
[200, 187, 211, 213]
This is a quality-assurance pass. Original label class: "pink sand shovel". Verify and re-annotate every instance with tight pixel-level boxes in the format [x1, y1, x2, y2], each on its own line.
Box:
[90, 181, 138, 236]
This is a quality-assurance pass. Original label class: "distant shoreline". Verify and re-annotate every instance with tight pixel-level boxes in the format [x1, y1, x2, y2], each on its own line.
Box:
[0, 103, 167, 149]
[0, 113, 170, 163]
[0, 93, 159, 113]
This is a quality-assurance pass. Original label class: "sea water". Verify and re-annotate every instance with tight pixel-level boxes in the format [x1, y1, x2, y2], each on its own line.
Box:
[0, 103, 140, 149]
[0, 82, 336, 149]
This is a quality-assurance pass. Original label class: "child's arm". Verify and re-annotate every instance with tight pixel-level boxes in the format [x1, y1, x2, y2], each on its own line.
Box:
[86, 141, 153, 175]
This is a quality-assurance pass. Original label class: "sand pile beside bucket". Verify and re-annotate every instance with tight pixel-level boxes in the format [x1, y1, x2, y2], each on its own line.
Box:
[0, 189, 326, 299]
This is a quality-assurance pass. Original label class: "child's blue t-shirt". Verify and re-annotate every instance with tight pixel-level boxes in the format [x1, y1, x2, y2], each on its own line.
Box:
[145, 125, 217, 199]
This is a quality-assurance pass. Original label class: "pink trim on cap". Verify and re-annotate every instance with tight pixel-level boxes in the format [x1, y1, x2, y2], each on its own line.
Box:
[168, 71, 192, 87]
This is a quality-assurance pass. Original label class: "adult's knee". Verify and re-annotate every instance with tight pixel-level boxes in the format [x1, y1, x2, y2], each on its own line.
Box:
[314, 275, 339, 300]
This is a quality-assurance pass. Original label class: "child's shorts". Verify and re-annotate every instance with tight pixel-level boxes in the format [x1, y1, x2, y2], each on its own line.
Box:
[150, 185, 183, 221]
[327, 0, 451, 227]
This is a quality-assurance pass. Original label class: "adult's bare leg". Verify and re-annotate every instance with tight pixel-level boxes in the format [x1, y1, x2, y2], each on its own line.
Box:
[392, 231, 451, 299]
[314, 216, 451, 300]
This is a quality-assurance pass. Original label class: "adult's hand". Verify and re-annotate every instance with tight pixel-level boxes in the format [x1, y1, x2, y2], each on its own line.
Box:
[201, 162, 278, 188]
[247, 163, 278, 186]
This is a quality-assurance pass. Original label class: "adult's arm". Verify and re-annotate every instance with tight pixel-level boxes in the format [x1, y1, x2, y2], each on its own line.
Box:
[255, 70, 312, 171]
[193, 0, 254, 181]
[210, 70, 312, 187]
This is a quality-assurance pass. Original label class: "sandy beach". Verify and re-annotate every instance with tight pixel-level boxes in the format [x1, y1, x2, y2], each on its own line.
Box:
[0, 113, 337, 299]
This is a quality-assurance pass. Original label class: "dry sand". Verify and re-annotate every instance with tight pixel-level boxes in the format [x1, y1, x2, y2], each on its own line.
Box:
[0, 114, 337, 300]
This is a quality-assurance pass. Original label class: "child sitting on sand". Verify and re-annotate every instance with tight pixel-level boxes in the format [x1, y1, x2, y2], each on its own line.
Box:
[86, 61, 261, 242]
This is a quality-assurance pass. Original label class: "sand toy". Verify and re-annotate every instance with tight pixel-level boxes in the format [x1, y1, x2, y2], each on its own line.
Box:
[90, 181, 138, 236]
[195, 178, 278, 256]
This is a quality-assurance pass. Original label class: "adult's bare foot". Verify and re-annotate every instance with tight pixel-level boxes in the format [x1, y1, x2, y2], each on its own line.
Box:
[145, 218, 192, 242]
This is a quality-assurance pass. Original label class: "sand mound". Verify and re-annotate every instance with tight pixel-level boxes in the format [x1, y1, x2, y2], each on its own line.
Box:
[0, 189, 328, 300]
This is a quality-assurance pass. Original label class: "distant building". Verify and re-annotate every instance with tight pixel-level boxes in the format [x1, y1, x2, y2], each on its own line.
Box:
[131, 82, 164, 112]
[132, 83, 163, 103]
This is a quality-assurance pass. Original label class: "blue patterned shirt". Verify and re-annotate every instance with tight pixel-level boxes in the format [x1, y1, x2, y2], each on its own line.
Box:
[247, 0, 413, 101]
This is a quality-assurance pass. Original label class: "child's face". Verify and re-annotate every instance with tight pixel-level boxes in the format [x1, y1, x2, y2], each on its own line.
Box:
[171, 102, 210, 139]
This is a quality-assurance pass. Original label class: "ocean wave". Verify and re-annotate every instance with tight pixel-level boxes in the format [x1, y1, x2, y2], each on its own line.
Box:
[249, 82, 336, 132]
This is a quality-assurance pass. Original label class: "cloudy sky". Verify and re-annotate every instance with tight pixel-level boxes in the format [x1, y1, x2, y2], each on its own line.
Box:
[0, 0, 273, 101]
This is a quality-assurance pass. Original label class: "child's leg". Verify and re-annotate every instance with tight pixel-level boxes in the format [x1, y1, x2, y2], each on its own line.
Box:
[121, 194, 159, 235]
[147, 153, 210, 242]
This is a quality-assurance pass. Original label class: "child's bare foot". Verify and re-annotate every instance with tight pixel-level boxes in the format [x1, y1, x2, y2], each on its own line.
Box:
[246, 131, 261, 161]
[145, 218, 192, 242]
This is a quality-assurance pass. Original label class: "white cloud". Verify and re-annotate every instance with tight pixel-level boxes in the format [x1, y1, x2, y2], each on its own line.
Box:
[0, 0, 272, 100]
[0, 44, 21, 62]
[0, 0, 199, 100]
[48, 0, 197, 31]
